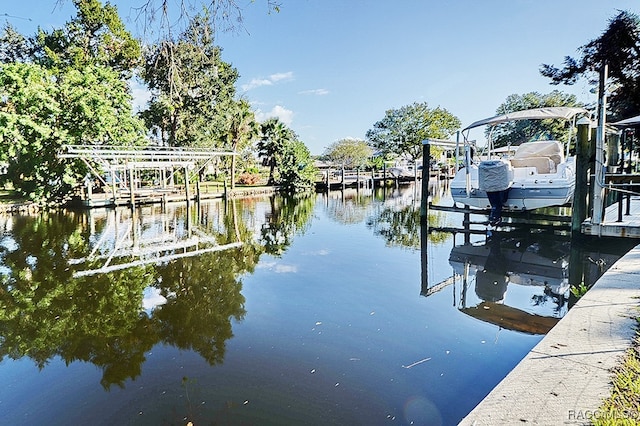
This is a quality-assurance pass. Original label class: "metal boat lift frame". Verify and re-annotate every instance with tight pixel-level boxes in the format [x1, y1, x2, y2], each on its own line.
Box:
[58, 145, 237, 206]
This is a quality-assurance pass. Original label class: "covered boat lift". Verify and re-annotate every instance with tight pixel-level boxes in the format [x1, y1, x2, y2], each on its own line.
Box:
[59, 145, 237, 207]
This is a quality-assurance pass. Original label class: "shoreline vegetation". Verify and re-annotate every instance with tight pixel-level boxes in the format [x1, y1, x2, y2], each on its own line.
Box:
[594, 323, 640, 426]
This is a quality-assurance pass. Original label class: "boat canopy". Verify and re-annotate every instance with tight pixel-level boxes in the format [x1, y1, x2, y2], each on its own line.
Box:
[463, 107, 590, 131]
[611, 114, 640, 128]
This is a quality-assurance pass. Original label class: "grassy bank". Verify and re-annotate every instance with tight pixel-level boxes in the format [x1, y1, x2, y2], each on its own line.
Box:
[594, 321, 640, 426]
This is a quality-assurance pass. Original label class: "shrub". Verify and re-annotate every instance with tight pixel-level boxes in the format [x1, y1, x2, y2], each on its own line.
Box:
[237, 173, 262, 185]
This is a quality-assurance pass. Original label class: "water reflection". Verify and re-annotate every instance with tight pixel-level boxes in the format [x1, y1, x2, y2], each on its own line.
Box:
[447, 233, 570, 334]
[0, 184, 638, 424]
[421, 222, 638, 335]
[0, 196, 315, 390]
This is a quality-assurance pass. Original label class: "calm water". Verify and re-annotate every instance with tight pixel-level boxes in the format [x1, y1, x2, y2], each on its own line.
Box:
[0, 183, 634, 425]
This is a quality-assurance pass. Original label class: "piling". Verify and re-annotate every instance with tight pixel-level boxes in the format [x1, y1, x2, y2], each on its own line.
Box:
[572, 117, 591, 236]
[420, 140, 431, 217]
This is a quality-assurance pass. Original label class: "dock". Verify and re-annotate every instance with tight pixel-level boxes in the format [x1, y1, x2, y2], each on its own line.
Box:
[582, 194, 640, 238]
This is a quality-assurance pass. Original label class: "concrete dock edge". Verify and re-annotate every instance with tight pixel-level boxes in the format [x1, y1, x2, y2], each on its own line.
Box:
[459, 244, 640, 425]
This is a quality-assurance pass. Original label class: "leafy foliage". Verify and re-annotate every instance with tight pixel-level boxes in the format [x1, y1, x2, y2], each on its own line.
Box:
[0, 61, 145, 201]
[140, 12, 239, 147]
[489, 91, 583, 148]
[540, 10, 640, 120]
[366, 102, 460, 162]
[257, 118, 317, 191]
[323, 138, 373, 169]
[0, 0, 145, 202]
[37, 0, 141, 76]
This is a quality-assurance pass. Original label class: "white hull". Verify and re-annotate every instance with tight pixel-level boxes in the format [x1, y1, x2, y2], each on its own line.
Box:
[450, 156, 575, 211]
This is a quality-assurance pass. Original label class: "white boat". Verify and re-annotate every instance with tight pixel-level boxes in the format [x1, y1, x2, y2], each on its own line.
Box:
[450, 107, 589, 218]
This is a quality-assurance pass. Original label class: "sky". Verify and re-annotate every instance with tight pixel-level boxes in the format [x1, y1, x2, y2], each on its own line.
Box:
[3, 0, 640, 154]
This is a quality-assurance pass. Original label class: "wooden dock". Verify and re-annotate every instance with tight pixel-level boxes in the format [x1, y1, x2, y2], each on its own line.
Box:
[582, 195, 640, 238]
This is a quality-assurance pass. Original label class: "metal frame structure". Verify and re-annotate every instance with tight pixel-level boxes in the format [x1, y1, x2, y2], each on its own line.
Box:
[58, 144, 237, 206]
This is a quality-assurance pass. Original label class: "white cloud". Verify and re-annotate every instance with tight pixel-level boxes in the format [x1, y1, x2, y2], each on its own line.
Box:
[298, 88, 329, 96]
[270, 71, 294, 82]
[142, 287, 167, 311]
[257, 261, 297, 273]
[242, 71, 294, 91]
[255, 105, 294, 126]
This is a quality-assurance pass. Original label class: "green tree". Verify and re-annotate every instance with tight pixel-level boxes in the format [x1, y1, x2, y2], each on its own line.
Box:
[0, 61, 145, 201]
[366, 102, 460, 164]
[540, 10, 640, 120]
[257, 117, 316, 191]
[141, 12, 239, 147]
[258, 117, 293, 185]
[278, 138, 317, 193]
[224, 99, 260, 189]
[0, 23, 34, 63]
[37, 0, 141, 76]
[490, 91, 583, 147]
[323, 137, 373, 170]
[0, 1, 145, 202]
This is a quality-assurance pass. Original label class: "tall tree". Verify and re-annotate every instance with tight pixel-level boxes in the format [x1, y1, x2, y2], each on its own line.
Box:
[540, 10, 640, 120]
[38, 0, 141, 76]
[258, 117, 292, 185]
[323, 138, 372, 170]
[0, 1, 145, 202]
[490, 91, 583, 147]
[141, 12, 239, 147]
[224, 99, 259, 189]
[277, 138, 316, 193]
[366, 102, 460, 164]
[0, 61, 145, 201]
[0, 23, 34, 63]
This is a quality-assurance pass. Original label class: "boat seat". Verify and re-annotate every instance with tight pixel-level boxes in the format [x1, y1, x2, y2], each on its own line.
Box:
[510, 156, 555, 174]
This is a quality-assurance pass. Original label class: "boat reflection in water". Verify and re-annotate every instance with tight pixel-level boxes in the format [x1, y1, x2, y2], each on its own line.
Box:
[447, 233, 570, 335]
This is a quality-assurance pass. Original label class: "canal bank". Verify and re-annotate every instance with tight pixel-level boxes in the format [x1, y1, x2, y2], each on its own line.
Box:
[459, 243, 640, 425]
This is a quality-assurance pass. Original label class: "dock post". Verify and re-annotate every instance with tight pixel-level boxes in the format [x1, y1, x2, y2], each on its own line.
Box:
[196, 172, 201, 202]
[128, 164, 135, 206]
[184, 166, 191, 202]
[592, 64, 609, 226]
[421, 140, 431, 217]
[572, 117, 591, 236]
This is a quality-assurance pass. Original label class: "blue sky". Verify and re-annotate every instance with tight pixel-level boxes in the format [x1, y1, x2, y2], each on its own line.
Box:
[4, 0, 639, 154]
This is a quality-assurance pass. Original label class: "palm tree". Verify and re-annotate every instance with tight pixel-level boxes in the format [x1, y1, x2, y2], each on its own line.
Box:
[258, 117, 293, 185]
[226, 99, 259, 189]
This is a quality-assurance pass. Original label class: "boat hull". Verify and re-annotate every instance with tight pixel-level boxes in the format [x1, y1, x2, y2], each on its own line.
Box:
[450, 162, 575, 211]
[450, 184, 574, 211]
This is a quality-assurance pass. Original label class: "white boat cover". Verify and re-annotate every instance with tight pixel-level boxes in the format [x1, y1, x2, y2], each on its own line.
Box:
[463, 107, 589, 131]
[478, 160, 511, 192]
[513, 140, 563, 164]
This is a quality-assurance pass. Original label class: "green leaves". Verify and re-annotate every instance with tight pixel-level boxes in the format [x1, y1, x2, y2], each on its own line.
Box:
[366, 102, 460, 162]
[323, 138, 373, 169]
[540, 10, 640, 120]
[490, 91, 582, 148]
[141, 13, 240, 147]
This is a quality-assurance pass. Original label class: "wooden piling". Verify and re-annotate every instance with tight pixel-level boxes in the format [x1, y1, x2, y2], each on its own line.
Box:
[421, 140, 431, 217]
[572, 117, 591, 236]
[128, 165, 135, 206]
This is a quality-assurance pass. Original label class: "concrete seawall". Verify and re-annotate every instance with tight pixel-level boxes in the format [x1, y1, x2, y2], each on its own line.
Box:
[460, 244, 640, 425]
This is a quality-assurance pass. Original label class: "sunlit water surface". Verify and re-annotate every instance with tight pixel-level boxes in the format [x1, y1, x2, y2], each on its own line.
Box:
[0, 184, 634, 425]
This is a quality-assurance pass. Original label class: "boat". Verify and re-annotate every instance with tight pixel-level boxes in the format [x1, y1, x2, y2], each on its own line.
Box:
[450, 107, 589, 221]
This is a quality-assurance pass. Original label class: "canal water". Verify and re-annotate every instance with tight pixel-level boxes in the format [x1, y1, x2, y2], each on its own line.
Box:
[0, 183, 635, 425]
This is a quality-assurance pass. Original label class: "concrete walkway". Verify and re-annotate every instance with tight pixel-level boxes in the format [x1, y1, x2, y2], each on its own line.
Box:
[460, 245, 640, 425]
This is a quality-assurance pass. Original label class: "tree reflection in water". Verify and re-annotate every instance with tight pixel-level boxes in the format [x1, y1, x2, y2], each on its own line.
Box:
[0, 194, 315, 389]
